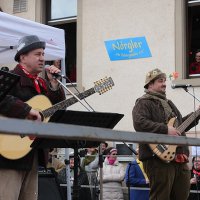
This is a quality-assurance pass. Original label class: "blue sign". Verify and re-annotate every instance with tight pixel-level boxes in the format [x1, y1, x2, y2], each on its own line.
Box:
[104, 37, 152, 61]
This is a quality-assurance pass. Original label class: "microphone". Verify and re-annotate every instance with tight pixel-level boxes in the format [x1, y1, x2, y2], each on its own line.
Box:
[51, 72, 64, 78]
[171, 84, 192, 89]
[1, 66, 9, 72]
[45, 65, 64, 78]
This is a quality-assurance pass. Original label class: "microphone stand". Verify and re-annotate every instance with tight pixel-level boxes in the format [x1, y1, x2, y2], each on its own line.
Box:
[123, 142, 138, 155]
[53, 75, 93, 200]
[183, 87, 200, 103]
[54, 76, 92, 112]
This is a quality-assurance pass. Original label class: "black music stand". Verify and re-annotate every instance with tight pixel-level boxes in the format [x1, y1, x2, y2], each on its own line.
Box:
[32, 110, 124, 200]
[0, 70, 20, 101]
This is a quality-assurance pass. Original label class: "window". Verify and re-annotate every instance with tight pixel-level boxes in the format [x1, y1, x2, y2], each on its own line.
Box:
[51, 0, 77, 20]
[47, 0, 77, 83]
[187, 0, 200, 78]
[174, 0, 200, 85]
[53, 22, 77, 83]
[13, 0, 27, 13]
[115, 143, 137, 161]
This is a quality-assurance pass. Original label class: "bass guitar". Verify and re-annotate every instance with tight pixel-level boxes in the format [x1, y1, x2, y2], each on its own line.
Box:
[149, 109, 200, 162]
[0, 77, 114, 160]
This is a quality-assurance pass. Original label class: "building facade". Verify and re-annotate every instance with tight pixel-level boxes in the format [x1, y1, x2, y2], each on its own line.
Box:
[1, 0, 200, 148]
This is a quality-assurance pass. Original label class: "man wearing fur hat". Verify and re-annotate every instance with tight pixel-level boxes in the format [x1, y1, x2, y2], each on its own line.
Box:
[0, 35, 65, 200]
[132, 68, 200, 200]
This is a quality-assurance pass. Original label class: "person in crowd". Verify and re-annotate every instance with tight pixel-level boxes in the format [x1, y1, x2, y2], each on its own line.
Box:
[81, 147, 99, 200]
[188, 156, 200, 200]
[0, 35, 65, 200]
[56, 151, 75, 186]
[81, 147, 98, 171]
[47, 149, 66, 173]
[101, 147, 125, 200]
[125, 148, 149, 200]
[69, 152, 75, 184]
[101, 142, 108, 153]
[132, 68, 200, 200]
[189, 49, 200, 75]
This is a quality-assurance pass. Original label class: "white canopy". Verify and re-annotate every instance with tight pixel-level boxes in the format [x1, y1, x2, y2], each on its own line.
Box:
[0, 12, 65, 65]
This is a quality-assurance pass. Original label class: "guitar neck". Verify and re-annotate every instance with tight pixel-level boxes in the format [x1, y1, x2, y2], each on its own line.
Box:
[177, 110, 200, 133]
[42, 87, 95, 118]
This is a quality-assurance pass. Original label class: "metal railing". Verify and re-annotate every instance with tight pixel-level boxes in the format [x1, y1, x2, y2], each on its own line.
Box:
[0, 117, 200, 146]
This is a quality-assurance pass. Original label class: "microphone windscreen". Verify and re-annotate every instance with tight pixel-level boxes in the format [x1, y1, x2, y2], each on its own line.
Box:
[1, 66, 9, 72]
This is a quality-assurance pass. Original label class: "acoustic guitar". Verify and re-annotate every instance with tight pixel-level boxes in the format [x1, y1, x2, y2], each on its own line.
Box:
[149, 109, 200, 162]
[0, 77, 114, 160]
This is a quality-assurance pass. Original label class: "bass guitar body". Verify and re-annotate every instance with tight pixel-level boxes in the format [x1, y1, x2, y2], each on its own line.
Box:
[149, 117, 177, 162]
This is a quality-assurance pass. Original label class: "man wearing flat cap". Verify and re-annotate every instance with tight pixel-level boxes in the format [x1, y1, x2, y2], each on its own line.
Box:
[0, 35, 65, 200]
[132, 68, 200, 200]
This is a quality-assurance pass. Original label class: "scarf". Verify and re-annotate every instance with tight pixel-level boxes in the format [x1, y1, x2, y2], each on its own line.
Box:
[19, 65, 47, 94]
[193, 169, 200, 177]
[143, 90, 176, 123]
[107, 157, 117, 165]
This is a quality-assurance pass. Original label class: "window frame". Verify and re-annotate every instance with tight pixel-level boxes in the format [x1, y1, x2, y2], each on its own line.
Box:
[173, 0, 200, 86]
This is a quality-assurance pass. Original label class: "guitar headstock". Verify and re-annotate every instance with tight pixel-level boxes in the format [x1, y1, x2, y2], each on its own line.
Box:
[94, 77, 114, 95]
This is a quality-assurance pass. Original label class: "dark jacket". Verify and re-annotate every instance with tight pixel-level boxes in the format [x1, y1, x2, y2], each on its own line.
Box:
[0, 64, 65, 170]
[132, 96, 198, 161]
[125, 159, 149, 200]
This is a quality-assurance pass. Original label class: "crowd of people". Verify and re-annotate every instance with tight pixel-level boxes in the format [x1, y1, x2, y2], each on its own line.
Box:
[46, 146, 200, 200]
[1, 34, 200, 200]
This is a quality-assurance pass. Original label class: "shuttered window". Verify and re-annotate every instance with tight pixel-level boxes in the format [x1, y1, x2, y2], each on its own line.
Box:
[13, 0, 27, 13]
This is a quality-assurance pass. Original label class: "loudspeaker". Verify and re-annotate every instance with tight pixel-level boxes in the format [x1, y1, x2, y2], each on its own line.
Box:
[38, 169, 65, 200]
